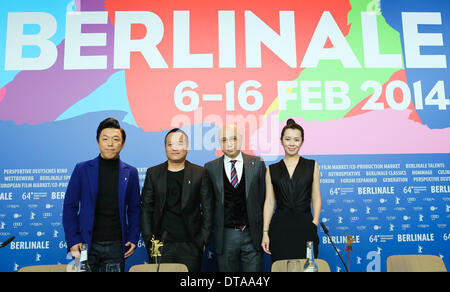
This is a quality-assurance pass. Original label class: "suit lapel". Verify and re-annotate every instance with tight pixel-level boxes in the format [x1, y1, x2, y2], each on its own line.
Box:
[118, 160, 129, 214]
[242, 153, 253, 200]
[181, 161, 192, 209]
[216, 156, 225, 204]
[159, 162, 168, 210]
[87, 157, 99, 204]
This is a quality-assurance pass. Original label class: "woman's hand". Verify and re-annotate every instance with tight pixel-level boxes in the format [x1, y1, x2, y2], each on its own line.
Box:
[312, 218, 319, 227]
[261, 232, 271, 255]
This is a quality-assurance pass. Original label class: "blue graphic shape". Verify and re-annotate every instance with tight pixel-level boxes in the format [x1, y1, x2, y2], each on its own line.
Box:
[0, 0, 72, 88]
[56, 71, 138, 127]
[0, 111, 221, 272]
[1, 111, 450, 272]
[382, 0, 450, 129]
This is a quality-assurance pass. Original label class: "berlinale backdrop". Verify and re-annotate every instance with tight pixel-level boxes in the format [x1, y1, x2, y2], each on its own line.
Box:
[0, 0, 449, 272]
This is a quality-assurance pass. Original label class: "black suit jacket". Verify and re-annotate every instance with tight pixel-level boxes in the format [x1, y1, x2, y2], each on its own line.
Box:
[204, 153, 266, 254]
[140, 160, 213, 250]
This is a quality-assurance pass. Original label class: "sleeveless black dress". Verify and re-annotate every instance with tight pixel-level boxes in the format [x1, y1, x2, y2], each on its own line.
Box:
[269, 157, 319, 262]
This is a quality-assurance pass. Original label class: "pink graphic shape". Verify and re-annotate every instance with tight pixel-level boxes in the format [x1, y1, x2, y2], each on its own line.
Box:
[0, 87, 5, 103]
[253, 109, 450, 156]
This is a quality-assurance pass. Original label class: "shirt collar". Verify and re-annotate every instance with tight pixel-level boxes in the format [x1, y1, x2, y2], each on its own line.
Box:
[224, 152, 243, 164]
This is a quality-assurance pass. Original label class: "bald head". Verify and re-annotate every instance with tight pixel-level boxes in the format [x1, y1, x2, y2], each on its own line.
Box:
[219, 125, 242, 159]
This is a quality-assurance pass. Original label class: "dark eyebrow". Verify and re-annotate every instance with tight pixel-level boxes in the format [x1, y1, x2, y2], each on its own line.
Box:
[101, 134, 121, 139]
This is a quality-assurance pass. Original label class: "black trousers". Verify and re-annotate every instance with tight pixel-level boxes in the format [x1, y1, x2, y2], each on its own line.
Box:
[87, 240, 125, 272]
[216, 228, 263, 272]
[151, 241, 202, 272]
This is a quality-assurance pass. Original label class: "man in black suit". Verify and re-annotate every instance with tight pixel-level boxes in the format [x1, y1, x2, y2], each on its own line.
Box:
[141, 128, 213, 272]
[204, 125, 266, 272]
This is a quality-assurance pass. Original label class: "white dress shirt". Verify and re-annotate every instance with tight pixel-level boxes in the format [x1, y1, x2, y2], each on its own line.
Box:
[224, 152, 244, 184]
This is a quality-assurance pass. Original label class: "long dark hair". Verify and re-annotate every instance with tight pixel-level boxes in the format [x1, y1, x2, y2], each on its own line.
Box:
[280, 118, 304, 141]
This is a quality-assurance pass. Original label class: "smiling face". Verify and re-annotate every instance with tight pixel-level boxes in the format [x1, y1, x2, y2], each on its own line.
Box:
[165, 131, 189, 163]
[97, 128, 125, 160]
[281, 128, 303, 156]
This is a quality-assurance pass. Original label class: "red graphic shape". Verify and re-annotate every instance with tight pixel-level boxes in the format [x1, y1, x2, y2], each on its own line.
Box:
[105, 0, 351, 132]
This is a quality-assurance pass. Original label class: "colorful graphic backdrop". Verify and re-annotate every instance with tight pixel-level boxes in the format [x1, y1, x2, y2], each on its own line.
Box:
[0, 0, 449, 272]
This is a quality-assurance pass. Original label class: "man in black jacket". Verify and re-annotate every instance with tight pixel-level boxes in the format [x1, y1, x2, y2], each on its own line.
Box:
[140, 128, 213, 272]
[204, 125, 266, 272]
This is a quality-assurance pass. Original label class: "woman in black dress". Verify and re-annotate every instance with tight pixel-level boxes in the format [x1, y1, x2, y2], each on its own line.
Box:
[261, 119, 322, 262]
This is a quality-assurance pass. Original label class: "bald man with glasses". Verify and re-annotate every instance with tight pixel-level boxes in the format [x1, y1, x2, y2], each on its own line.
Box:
[204, 125, 266, 272]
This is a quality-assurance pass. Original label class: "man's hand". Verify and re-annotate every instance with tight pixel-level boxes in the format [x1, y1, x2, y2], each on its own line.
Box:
[70, 243, 82, 258]
[124, 242, 136, 258]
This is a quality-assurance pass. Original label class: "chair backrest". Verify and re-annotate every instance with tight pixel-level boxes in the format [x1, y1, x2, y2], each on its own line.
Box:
[129, 263, 189, 272]
[272, 259, 331, 272]
[18, 264, 74, 272]
[386, 254, 447, 272]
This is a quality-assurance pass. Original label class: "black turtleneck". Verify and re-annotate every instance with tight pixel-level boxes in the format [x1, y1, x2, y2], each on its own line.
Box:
[92, 155, 122, 242]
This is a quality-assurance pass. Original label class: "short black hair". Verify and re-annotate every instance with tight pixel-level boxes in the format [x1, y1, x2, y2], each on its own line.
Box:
[96, 117, 126, 142]
[164, 128, 189, 145]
